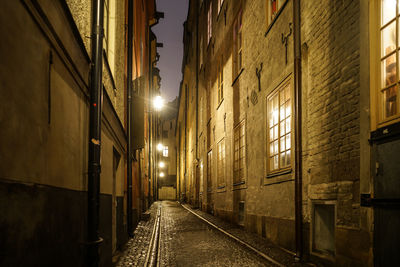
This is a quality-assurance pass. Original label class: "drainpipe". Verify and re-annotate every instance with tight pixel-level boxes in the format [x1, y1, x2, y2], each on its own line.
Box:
[195, 0, 200, 207]
[127, 0, 134, 237]
[293, 0, 303, 261]
[87, 0, 104, 266]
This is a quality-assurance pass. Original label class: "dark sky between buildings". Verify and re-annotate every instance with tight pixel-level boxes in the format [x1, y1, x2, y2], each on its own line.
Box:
[153, 0, 189, 102]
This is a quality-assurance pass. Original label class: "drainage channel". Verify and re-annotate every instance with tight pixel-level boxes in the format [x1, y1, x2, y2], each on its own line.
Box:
[144, 203, 162, 267]
[181, 204, 285, 267]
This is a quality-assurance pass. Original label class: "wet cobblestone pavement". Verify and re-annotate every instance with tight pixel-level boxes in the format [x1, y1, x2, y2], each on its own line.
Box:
[116, 203, 159, 267]
[158, 201, 272, 266]
[117, 201, 312, 266]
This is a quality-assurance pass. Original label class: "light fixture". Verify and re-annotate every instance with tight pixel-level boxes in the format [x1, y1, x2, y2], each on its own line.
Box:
[153, 95, 164, 111]
[159, 172, 165, 177]
[159, 161, 165, 168]
[157, 143, 164, 151]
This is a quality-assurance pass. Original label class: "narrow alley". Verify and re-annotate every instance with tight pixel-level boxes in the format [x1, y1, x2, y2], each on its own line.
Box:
[1, 0, 400, 266]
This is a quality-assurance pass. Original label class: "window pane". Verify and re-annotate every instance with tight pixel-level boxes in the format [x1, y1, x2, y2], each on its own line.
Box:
[269, 128, 274, 141]
[270, 143, 274, 155]
[382, 54, 397, 87]
[274, 140, 278, 154]
[270, 158, 275, 170]
[280, 137, 285, 152]
[286, 150, 291, 165]
[381, 22, 396, 57]
[382, 0, 396, 26]
[383, 85, 398, 117]
[274, 155, 279, 170]
[286, 134, 291, 150]
[286, 100, 291, 118]
[280, 121, 286, 136]
[274, 126, 278, 140]
[280, 152, 286, 167]
[280, 105, 285, 121]
[286, 118, 291, 133]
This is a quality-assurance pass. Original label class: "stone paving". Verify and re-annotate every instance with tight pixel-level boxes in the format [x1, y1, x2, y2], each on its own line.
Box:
[182, 204, 312, 267]
[158, 201, 272, 267]
[117, 201, 313, 266]
[116, 203, 159, 267]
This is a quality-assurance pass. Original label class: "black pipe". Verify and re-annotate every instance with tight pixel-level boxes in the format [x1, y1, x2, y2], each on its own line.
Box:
[127, 0, 134, 237]
[293, 0, 303, 261]
[87, 0, 104, 266]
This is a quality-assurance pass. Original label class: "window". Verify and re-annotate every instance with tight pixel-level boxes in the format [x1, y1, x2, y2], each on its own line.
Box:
[104, 0, 110, 53]
[207, 150, 213, 191]
[233, 10, 243, 76]
[234, 120, 246, 184]
[266, 0, 287, 26]
[377, 0, 400, 123]
[163, 130, 168, 139]
[218, 0, 225, 14]
[267, 78, 292, 173]
[163, 146, 169, 157]
[207, 2, 212, 44]
[217, 138, 225, 186]
[218, 55, 224, 104]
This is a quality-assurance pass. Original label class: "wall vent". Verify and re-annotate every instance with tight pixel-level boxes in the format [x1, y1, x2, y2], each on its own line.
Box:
[312, 203, 335, 256]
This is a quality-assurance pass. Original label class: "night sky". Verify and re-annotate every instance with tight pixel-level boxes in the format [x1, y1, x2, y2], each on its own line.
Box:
[153, 0, 189, 102]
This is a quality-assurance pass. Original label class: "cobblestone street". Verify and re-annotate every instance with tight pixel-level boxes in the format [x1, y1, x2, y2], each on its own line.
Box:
[118, 201, 297, 266]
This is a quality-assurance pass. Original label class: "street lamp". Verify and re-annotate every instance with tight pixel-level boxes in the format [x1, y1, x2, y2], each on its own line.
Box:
[159, 172, 165, 177]
[157, 143, 164, 151]
[159, 161, 165, 168]
[153, 95, 164, 111]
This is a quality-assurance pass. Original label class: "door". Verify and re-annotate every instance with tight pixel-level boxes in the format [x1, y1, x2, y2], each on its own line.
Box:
[112, 148, 121, 253]
[373, 137, 400, 266]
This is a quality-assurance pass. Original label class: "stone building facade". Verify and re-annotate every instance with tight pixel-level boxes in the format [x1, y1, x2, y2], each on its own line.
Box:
[0, 0, 161, 266]
[176, 0, 400, 266]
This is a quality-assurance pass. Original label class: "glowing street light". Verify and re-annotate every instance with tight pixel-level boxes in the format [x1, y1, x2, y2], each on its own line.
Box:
[159, 172, 165, 177]
[153, 95, 164, 111]
[157, 143, 164, 151]
[159, 161, 165, 168]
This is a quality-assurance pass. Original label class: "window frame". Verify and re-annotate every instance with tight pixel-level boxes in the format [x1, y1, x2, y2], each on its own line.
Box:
[217, 138, 226, 188]
[265, 0, 288, 36]
[163, 146, 169, 157]
[207, 2, 213, 45]
[218, 55, 224, 104]
[233, 9, 243, 78]
[233, 120, 247, 185]
[370, 0, 400, 130]
[266, 76, 293, 176]
[207, 150, 213, 192]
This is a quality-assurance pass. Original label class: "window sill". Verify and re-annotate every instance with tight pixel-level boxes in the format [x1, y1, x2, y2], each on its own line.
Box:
[233, 180, 247, 191]
[232, 68, 244, 86]
[216, 98, 224, 110]
[264, 0, 289, 37]
[264, 168, 293, 186]
[217, 184, 226, 193]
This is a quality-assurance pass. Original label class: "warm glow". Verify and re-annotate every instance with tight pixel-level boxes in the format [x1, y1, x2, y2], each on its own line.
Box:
[159, 161, 165, 168]
[159, 172, 165, 177]
[153, 95, 164, 111]
[157, 143, 164, 151]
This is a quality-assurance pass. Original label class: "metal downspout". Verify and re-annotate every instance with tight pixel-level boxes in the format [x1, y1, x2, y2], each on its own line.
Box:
[87, 0, 104, 265]
[293, 0, 303, 261]
[127, 0, 134, 237]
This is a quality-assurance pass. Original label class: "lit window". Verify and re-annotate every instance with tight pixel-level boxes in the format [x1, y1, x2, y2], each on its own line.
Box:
[266, 0, 287, 26]
[218, 0, 225, 14]
[234, 120, 246, 184]
[218, 55, 224, 103]
[207, 150, 212, 192]
[233, 10, 243, 76]
[378, 0, 400, 121]
[217, 138, 225, 186]
[163, 146, 169, 157]
[267, 78, 292, 173]
[207, 2, 212, 44]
